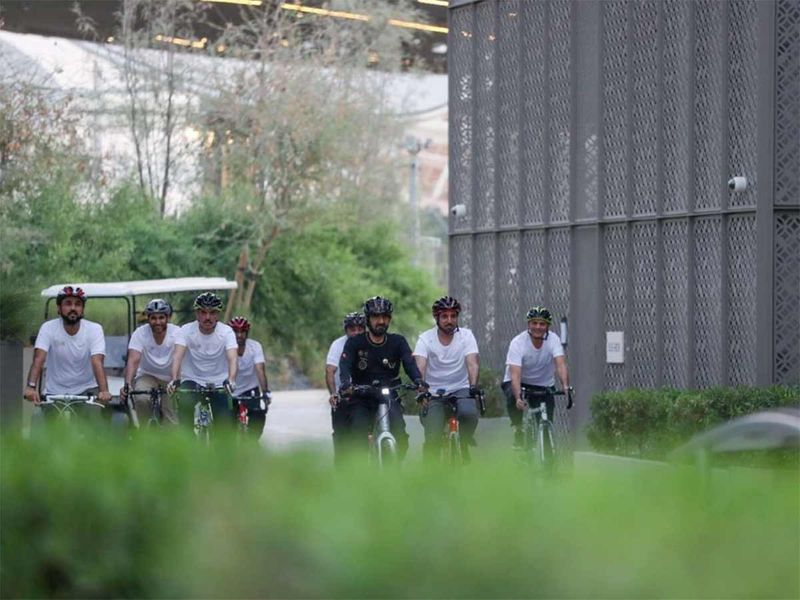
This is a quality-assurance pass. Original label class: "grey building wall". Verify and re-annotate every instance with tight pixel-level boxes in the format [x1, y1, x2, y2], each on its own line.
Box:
[448, 0, 800, 433]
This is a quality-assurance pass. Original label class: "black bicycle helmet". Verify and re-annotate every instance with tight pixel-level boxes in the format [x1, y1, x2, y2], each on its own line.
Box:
[432, 296, 461, 318]
[144, 298, 172, 316]
[343, 312, 366, 330]
[193, 292, 223, 311]
[526, 306, 552, 324]
[363, 296, 393, 317]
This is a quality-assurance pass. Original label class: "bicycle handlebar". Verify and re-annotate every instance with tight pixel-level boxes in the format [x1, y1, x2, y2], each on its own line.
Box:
[40, 394, 105, 408]
[522, 387, 574, 410]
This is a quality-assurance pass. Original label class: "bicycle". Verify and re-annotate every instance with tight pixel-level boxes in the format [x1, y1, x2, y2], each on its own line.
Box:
[419, 388, 486, 465]
[38, 394, 105, 423]
[125, 386, 166, 428]
[232, 389, 272, 437]
[520, 386, 573, 474]
[175, 383, 232, 445]
[345, 381, 417, 468]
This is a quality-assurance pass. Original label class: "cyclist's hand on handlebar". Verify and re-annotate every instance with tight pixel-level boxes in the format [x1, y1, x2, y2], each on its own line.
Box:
[515, 397, 526, 411]
[97, 390, 112, 404]
[469, 385, 481, 398]
[120, 383, 130, 402]
[223, 379, 236, 395]
[24, 388, 41, 405]
[338, 385, 353, 398]
[329, 394, 338, 407]
[566, 386, 574, 410]
[414, 379, 429, 394]
[167, 379, 180, 395]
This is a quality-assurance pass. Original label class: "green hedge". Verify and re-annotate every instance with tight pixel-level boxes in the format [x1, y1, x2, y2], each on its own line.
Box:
[587, 386, 800, 461]
[2, 428, 798, 598]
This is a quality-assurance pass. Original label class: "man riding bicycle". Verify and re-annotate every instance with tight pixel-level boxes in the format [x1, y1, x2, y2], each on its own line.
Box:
[229, 316, 270, 440]
[413, 296, 480, 462]
[168, 292, 238, 429]
[120, 298, 182, 425]
[325, 312, 366, 465]
[338, 296, 427, 460]
[24, 286, 112, 423]
[502, 306, 571, 448]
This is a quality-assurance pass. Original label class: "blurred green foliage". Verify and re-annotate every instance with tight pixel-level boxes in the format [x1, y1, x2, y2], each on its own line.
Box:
[588, 386, 800, 461]
[1, 429, 798, 598]
[0, 182, 439, 381]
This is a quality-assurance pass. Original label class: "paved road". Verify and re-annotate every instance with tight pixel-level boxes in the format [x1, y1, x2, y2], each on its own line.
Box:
[261, 389, 513, 464]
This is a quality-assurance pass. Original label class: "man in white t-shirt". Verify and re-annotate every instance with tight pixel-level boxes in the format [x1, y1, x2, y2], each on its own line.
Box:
[414, 296, 480, 461]
[503, 306, 571, 447]
[325, 312, 366, 465]
[229, 316, 270, 440]
[24, 286, 112, 420]
[169, 292, 238, 429]
[120, 298, 183, 425]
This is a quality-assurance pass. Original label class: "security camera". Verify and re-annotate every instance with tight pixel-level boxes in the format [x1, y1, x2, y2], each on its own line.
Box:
[450, 203, 467, 217]
[728, 176, 748, 192]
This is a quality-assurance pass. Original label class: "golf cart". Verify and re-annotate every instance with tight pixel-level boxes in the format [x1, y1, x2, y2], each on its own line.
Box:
[39, 277, 238, 416]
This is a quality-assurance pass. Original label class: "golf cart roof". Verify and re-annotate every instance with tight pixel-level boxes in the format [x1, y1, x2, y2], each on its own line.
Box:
[41, 277, 238, 298]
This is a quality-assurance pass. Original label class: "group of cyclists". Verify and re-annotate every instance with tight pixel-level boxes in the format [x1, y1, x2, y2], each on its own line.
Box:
[24, 285, 573, 460]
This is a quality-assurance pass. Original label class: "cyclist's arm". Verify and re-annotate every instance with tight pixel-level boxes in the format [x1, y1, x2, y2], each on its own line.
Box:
[226, 347, 238, 384]
[325, 365, 337, 395]
[124, 349, 142, 388]
[23, 348, 47, 404]
[465, 353, 479, 387]
[90, 354, 111, 403]
[338, 339, 356, 390]
[554, 355, 570, 390]
[509, 364, 524, 407]
[255, 361, 268, 393]
[413, 355, 427, 381]
[171, 344, 186, 382]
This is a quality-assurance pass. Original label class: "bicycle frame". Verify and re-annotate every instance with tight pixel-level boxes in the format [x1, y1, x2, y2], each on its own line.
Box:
[521, 388, 565, 471]
[127, 388, 165, 428]
[232, 390, 271, 434]
[348, 381, 415, 468]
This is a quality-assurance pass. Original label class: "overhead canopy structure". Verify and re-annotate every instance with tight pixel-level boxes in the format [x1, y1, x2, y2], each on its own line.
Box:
[41, 277, 237, 298]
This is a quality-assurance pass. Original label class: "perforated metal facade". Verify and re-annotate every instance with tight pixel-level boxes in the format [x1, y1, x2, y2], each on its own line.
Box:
[448, 0, 800, 434]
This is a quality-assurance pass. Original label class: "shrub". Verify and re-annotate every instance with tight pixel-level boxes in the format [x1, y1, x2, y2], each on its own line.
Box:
[588, 386, 800, 461]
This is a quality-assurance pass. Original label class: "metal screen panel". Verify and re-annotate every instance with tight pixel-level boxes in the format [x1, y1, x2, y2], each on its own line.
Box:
[693, 216, 723, 387]
[727, 0, 758, 209]
[474, 1, 497, 231]
[693, 0, 724, 212]
[520, 2, 547, 225]
[630, 221, 658, 387]
[630, 1, 660, 216]
[450, 6, 473, 233]
[449, 235, 473, 329]
[497, 232, 521, 355]
[472, 234, 498, 367]
[727, 214, 757, 385]
[774, 212, 800, 384]
[519, 230, 546, 312]
[775, 0, 800, 207]
[662, 219, 690, 387]
[602, 0, 630, 219]
[662, 0, 691, 214]
[496, 2, 521, 228]
[604, 223, 628, 390]
[547, 228, 571, 322]
[548, 0, 573, 224]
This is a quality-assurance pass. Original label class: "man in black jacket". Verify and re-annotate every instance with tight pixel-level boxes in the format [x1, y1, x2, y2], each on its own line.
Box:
[339, 296, 426, 459]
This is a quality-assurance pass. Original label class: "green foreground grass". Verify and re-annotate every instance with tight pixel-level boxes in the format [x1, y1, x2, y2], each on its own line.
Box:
[1, 428, 798, 599]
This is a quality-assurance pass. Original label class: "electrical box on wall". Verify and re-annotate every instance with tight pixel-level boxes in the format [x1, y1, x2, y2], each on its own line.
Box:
[606, 331, 624, 364]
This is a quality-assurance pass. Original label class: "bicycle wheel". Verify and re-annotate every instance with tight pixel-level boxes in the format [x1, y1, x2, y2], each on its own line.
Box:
[539, 422, 556, 473]
[378, 436, 397, 468]
[447, 431, 462, 466]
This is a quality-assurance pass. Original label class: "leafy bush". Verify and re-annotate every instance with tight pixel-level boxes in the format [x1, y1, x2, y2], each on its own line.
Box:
[2, 429, 798, 598]
[587, 386, 800, 460]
